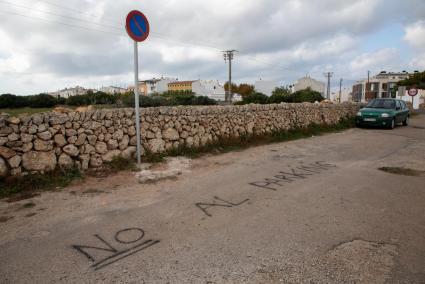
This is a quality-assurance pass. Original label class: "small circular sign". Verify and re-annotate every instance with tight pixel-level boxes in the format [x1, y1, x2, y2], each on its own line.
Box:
[126, 10, 150, 42]
[408, 88, 418, 97]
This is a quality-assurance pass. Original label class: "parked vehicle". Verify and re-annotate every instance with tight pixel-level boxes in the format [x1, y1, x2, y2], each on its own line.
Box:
[355, 98, 410, 129]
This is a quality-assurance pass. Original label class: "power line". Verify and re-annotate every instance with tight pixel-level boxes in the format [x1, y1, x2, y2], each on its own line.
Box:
[36, 0, 122, 25]
[1, 0, 301, 75]
[1, 0, 301, 76]
[1, 3, 305, 81]
[38, 0, 223, 51]
[0, 8, 222, 52]
[1, 1, 223, 51]
[0, 0, 122, 31]
[0, 9, 122, 36]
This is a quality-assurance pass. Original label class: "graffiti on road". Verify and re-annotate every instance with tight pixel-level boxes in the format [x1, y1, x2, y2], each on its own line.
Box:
[249, 161, 337, 191]
[72, 227, 159, 270]
[71, 160, 336, 270]
[196, 196, 250, 217]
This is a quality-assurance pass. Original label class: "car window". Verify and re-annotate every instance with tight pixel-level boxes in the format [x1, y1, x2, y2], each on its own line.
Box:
[401, 101, 407, 109]
[396, 101, 401, 109]
[366, 99, 395, 109]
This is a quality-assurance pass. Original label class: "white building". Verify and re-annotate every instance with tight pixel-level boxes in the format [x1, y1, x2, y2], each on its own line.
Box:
[329, 88, 352, 103]
[254, 80, 278, 97]
[351, 71, 412, 102]
[293, 76, 326, 96]
[49, 86, 90, 99]
[192, 80, 226, 99]
[99, 86, 128, 94]
[136, 77, 176, 96]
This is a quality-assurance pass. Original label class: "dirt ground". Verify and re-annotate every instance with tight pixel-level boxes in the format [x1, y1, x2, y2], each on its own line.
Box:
[1, 115, 425, 283]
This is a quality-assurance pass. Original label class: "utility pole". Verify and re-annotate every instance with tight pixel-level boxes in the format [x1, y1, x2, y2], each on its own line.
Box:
[324, 72, 333, 100]
[366, 70, 371, 101]
[223, 50, 238, 103]
[339, 78, 343, 103]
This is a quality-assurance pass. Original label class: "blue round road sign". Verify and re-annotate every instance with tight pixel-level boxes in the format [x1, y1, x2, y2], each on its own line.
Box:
[126, 10, 150, 42]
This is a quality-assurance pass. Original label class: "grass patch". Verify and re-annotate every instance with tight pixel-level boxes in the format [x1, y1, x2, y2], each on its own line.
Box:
[23, 202, 36, 208]
[0, 105, 116, 116]
[143, 150, 166, 163]
[85, 156, 138, 178]
[145, 118, 355, 161]
[104, 156, 137, 171]
[378, 167, 423, 176]
[0, 107, 55, 116]
[0, 167, 83, 200]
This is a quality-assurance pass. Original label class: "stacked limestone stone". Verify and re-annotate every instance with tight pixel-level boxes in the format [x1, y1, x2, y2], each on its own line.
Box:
[0, 102, 360, 177]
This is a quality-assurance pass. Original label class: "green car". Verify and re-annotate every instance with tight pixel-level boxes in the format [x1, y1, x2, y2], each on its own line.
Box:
[356, 98, 410, 129]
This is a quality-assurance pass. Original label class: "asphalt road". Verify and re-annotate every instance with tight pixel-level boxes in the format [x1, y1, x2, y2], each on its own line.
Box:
[1, 115, 425, 283]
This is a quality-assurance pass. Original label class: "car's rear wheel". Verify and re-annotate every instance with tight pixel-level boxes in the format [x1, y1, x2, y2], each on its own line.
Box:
[403, 116, 409, 126]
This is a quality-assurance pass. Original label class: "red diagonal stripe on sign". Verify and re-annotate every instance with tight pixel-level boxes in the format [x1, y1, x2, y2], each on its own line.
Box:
[131, 16, 145, 35]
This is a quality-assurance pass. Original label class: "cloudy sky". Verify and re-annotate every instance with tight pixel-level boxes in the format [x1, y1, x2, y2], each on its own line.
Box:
[1, 0, 425, 95]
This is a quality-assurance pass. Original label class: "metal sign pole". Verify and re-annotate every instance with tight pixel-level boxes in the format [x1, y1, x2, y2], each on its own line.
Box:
[125, 10, 149, 167]
[133, 41, 141, 166]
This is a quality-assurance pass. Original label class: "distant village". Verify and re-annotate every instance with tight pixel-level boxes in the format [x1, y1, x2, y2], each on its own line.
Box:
[49, 70, 425, 108]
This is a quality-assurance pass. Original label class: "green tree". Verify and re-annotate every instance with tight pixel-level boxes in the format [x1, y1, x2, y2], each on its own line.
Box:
[191, 96, 217, 105]
[241, 92, 269, 104]
[291, 87, 324, 103]
[65, 91, 116, 106]
[272, 86, 291, 96]
[29, 93, 58, 108]
[269, 86, 292, 103]
[0, 94, 29, 108]
[397, 71, 425, 89]
[169, 93, 196, 105]
[224, 82, 239, 93]
[237, 83, 255, 98]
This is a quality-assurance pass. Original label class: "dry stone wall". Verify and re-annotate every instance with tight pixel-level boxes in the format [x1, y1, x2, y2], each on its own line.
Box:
[0, 103, 360, 177]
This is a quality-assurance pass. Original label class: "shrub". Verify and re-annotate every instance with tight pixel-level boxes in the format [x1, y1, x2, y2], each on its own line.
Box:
[121, 92, 136, 107]
[121, 94, 170, 107]
[66, 95, 86, 106]
[0, 93, 67, 108]
[0, 94, 29, 108]
[29, 93, 58, 108]
[121, 92, 218, 107]
[241, 92, 269, 104]
[268, 93, 289, 104]
[169, 93, 196, 105]
[191, 96, 217, 105]
[65, 92, 117, 106]
[291, 88, 324, 103]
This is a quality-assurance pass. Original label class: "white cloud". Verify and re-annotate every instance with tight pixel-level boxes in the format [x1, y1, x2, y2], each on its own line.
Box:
[404, 20, 425, 50]
[404, 20, 425, 69]
[349, 48, 400, 74]
[0, 30, 31, 73]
